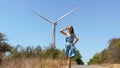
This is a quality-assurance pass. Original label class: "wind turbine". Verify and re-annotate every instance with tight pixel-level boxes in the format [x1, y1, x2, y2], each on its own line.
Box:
[32, 7, 79, 48]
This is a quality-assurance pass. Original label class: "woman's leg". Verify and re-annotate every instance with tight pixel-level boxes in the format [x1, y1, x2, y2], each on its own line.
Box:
[67, 57, 71, 68]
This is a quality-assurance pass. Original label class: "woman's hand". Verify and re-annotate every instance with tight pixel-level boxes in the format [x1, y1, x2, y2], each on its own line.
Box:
[60, 27, 68, 36]
[72, 43, 75, 46]
[65, 27, 68, 30]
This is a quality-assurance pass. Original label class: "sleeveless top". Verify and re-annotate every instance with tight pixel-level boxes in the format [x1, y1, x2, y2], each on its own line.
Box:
[65, 33, 74, 43]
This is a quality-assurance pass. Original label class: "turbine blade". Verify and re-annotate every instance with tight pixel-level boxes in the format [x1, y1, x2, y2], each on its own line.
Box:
[55, 6, 79, 23]
[31, 10, 54, 24]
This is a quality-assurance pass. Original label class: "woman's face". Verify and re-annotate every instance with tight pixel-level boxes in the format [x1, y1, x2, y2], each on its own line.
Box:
[67, 26, 72, 32]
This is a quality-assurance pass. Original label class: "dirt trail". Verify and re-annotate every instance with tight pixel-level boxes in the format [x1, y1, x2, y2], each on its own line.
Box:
[62, 65, 110, 68]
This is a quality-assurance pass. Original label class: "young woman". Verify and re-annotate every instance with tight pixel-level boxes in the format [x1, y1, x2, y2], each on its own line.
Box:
[60, 26, 79, 68]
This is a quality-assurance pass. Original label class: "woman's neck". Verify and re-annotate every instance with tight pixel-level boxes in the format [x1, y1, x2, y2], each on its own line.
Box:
[68, 32, 72, 34]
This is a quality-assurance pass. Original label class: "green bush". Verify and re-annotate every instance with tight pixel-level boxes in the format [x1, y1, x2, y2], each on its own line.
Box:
[0, 33, 12, 64]
[72, 49, 84, 65]
[0, 32, 84, 65]
[88, 38, 120, 64]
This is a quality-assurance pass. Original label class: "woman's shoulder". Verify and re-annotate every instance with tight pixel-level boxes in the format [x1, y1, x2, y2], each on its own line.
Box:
[71, 33, 76, 37]
[71, 33, 75, 35]
[66, 33, 75, 37]
[66, 33, 69, 36]
[66, 33, 73, 36]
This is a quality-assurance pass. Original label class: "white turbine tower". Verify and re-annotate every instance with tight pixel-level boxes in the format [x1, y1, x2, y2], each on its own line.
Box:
[32, 7, 79, 48]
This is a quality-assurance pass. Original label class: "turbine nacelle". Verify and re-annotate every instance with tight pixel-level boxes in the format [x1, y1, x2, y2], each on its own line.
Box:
[54, 23, 57, 26]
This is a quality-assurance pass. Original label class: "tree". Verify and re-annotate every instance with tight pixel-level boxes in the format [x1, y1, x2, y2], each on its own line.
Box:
[88, 53, 101, 65]
[72, 49, 84, 65]
[0, 33, 12, 64]
[107, 38, 120, 63]
[43, 45, 60, 59]
[100, 49, 108, 63]
[88, 38, 120, 64]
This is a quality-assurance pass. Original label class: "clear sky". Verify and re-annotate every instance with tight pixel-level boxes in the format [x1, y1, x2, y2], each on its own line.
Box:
[0, 0, 120, 64]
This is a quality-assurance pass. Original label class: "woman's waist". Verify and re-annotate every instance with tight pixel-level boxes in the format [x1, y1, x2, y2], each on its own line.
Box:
[66, 40, 73, 43]
[65, 42, 73, 45]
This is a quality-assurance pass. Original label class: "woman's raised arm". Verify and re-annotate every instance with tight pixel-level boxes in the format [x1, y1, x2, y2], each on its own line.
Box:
[60, 28, 67, 36]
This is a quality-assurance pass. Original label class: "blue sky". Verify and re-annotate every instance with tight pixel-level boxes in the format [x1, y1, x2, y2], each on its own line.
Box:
[0, 0, 120, 64]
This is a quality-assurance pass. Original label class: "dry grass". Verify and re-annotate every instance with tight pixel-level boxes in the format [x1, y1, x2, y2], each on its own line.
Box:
[100, 64, 120, 68]
[0, 58, 69, 68]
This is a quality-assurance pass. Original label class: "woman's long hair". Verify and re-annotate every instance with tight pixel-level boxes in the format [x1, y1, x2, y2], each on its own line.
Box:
[71, 26, 74, 33]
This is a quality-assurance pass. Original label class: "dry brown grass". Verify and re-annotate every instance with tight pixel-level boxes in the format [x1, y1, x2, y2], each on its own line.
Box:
[112, 64, 120, 68]
[0, 58, 70, 68]
[100, 64, 120, 68]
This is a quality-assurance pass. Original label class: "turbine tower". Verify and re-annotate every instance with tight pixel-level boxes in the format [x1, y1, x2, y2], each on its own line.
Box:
[32, 7, 79, 48]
